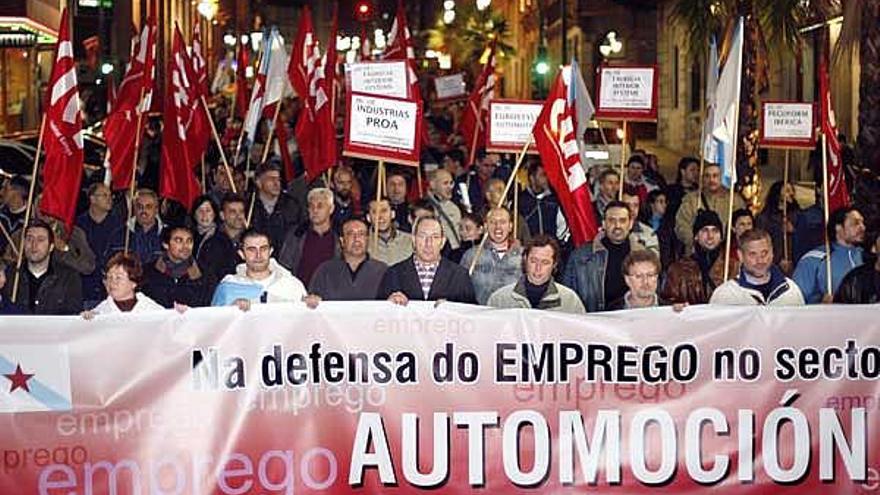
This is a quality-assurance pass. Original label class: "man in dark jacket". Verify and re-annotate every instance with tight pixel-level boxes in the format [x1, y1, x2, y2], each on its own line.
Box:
[143, 226, 212, 307]
[518, 162, 561, 240]
[562, 201, 641, 312]
[310, 218, 387, 300]
[378, 216, 476, 304]
[278, 188, 340, 286]
[835, 233, 880, 304]
[198, 194, 247, 282]
[251, 162, 304, 252]
[2, 220, 82, 315]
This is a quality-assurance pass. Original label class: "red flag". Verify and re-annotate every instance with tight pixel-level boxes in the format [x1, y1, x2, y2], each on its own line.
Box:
[235, 43, 250, 120]
[190, 23, 209, 98]
[382, 0, 420, 101]
[459, 40, 496, 165]
[288, 6, 316, 100]
[104, 14, 156, 191]
[532, 70, 599, 246]
[819, 58, 850, 212]
[39, 8, 84, 232]
[291, 5, 337, 180]
[160, 25, 201, 209]
[186, 25, 211, 166]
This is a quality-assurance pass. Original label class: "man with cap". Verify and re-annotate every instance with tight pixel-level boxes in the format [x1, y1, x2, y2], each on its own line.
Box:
[662, 209, 738, 305]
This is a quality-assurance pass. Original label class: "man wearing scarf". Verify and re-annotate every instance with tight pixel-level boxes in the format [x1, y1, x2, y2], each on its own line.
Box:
[142, 225, 212, 307]
[662, 210, 738, 305]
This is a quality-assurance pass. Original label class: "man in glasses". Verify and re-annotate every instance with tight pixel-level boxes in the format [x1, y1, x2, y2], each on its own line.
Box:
[378, 215, 475, 305]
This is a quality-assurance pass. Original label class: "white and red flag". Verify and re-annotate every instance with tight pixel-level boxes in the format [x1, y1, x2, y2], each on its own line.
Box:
[104, 13, 156, 191]
[531, 63, 599, 246]
[819, 57, 850, 212]
[458, 40, 496, 165]
[159, 25, 201, 209]
[382, 0, 420, 101]
[38, 8, 84, 232]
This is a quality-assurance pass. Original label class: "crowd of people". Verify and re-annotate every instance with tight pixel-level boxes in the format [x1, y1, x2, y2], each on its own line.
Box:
[0, 143, 876, 318]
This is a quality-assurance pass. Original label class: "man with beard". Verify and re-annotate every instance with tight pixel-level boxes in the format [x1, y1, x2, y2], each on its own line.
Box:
[142, 225, 212, 308]
[2, 220, 82, 314]
[711, 228, 804, 305]
[562, 201, 643, 312]
[331, 166, 360, 234]
[385, 170, 412, 233]
[662, 210, 738, 304]
[367, 198, 413, 266]
[675, 163, 746, 253]
[793, 206, 865, 304]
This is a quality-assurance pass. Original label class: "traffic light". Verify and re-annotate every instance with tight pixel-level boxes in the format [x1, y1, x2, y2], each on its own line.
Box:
[354, 1, 374, 22]
[531, 45, 549, 100]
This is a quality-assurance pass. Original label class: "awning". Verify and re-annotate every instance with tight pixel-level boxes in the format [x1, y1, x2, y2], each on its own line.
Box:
[0, 16, 58, 47]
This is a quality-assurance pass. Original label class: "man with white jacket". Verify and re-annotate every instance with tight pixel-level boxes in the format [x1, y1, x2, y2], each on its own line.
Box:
[211, 228, 317, 311]
[710, 228, 804, 306]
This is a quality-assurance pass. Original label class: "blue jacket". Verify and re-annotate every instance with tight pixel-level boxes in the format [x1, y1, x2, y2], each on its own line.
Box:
[562, 235, 642, 312]
[792, 242, 863, 304]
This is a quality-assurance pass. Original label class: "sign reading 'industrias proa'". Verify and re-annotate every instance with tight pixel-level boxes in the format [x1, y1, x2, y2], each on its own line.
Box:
[344, 93, 422, 166]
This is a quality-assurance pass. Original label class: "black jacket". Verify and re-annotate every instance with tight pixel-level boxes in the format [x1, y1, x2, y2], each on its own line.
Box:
[834, 264, 880, 304]
[3, 259, 82, 315]
[197, 229, 240, 282]
[142, 258, 213, 308]
[377, 256, 476, 304]
[251, 193, 305, 252]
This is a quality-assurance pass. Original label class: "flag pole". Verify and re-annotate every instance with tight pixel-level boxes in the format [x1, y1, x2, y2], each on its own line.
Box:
[0, 220, 18, 259]
[260, 101, 282, 165]
[469, 138, 531, 276]
[10, 116, 47, 303]
[124, 86, 148, 255]
[617, 119, 627, 199]
[246, 190, 256, 228]
[201, 95, 237, 193]
[821, 130, 833, 298]
[722, 21, 744, 282]
[782, 148, 790, 265]
[513, 178, 519, 241]
[372, 160, 384, 253]
[200, 157, 207, 194]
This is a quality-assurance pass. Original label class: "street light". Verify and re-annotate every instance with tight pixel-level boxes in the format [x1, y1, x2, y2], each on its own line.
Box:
[196, 0, 217, 20]
[100, 62, 114, 75]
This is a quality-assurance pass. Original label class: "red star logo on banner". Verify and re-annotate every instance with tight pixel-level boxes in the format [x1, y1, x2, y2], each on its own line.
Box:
[4, 364, 35, 393]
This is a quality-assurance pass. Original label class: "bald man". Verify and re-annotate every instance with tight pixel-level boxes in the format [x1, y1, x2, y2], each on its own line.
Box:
[427, 169, 463, 249]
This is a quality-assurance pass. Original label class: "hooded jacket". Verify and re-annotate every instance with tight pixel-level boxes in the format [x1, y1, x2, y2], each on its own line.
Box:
[211, 258, 307, 306]
[710, 266, 804, 306]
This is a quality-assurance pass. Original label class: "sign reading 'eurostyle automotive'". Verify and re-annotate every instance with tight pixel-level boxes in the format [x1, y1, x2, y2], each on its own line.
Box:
[487, 99, 542, 153]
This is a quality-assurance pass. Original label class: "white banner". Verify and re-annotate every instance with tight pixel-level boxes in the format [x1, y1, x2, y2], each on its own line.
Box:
[434, 73, 466, 100]
[347, 61, 409, 99]
[488, 100, 542, 150]
[598, 67, 655, 110]
[763, 102, 814, 140]
[348, 94, 418, 151]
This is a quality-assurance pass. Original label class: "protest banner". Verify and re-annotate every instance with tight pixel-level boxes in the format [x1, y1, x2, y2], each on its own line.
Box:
[487, 99, 542, 154]
[343, 92, 422, 166]
[346, 61, 411, 99]
[594, 65, 658, 121]
[433, 73, 467, 101]
[759, 101, 817, 149]
[0, 303, 877, 493]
